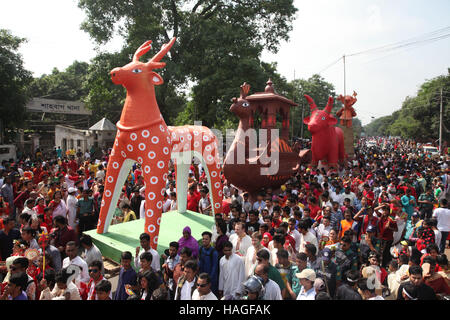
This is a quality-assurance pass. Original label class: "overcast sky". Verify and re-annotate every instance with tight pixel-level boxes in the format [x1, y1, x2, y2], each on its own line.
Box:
[1, 0, 449, 125]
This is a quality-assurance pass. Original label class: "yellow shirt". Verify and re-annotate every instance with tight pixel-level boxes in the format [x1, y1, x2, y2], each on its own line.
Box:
[123, 210, 137, 222]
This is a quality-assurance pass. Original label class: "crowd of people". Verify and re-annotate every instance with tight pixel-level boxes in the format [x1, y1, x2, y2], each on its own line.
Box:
[0, 136, 449, 301]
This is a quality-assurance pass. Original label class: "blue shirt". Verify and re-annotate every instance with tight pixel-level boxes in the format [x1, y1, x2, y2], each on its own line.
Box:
[12, 291, 28, 300]
[401, 195, 416, 218]
[114, 267, 137, 300]
[198, 246, 219, 292]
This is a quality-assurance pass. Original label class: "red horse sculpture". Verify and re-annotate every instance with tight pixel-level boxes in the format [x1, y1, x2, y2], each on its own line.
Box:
[96, 38, 223, 250]
[303, 95, 345, 169]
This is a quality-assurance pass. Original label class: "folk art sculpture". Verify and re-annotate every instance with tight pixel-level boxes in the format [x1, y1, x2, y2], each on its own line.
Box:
[336, 91, 357, 128]
[223, 81, 311, 194]
[303, 95, 346, 169]
[96, 38, 223, 250]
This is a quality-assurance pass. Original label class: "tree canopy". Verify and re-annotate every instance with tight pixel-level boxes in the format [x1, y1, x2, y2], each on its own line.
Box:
[364, 69, 450, 143]
[77, 0, 298, 128]
[0, 29, 32, 134]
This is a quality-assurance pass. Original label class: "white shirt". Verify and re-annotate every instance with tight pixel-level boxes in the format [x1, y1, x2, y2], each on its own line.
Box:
[288, 228, 302, 252]
[191, 289, 218, 300]
[296, 286, 316, 300]
[179, 278, 195, 300]
[83, 244, 104, 273]
[66, 195, 78, 229]
[163, 199, 172, 213]
[263, 279, 282, 300]
[219, 253, 246, 298]
[229, 233, 252, 258]
[432, 207, 450, 232]
[434, 229, 442, 247]
[369, 295, 385, 300]
[342, 191, 357, 206]
[244, 246, 270, 278]
[298, 231, 319, 254]
[62, 255, 89, 284]
[134, 247, 161, 272]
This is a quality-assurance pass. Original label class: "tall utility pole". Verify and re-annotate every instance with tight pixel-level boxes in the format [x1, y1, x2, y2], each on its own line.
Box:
[300, 102, 305, 139]
[343, 55, 346, 96]
[291, 69, 295, 139]
[439, 87, 443, 154]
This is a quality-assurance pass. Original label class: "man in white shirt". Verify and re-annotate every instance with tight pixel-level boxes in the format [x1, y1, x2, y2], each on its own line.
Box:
[66, 187, 78, 229]
[175, 260, 198, 300]
[135, 233, 160, 271]
[218, 241, 245, 299]
[254, 263, 282, 300]
[229, 222, 252, 258]
[298, 220, 319, 254]
[80, 235, 104, 274]
[62, 241, 89, 286]
[244, 232, 270, 278]
[357, 277, 384, 300]
[296, 269, 316, 300]
[432, 199, 450, 253]
[342, 185, 357, 206]
[192, 273, 218, 300]
[287, 218, 302, 252]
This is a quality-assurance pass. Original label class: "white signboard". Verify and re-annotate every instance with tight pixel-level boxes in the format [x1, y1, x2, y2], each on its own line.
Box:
[26, 98, 92, 115]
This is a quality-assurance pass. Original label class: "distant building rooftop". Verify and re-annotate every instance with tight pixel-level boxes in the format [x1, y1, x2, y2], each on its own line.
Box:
[89, 118, 117, 131]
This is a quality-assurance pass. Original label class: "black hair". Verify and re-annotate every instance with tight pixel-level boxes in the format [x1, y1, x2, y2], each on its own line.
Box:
[121, 251, 133, 261]
[21, 226, 36, 237]
[256, 248, 270, 261]
[305, 243, 317, 256]
[201, 231, 212, 239]
[19, 213, 31, 223]
[402, 282, 418, 300]
[89, 260, 103, 270]
[95, 279, 112, 293]
[198, 272, 211, 284]
[217, 220, 228, 235]
[436, 254, 448, 266]
[184, 260, 198, 272]
[223, 241, 233, 250]
[80, 235, 93, 246]
[426, 243, 439, 253]
[315, 291, 332, 300]
[276, 249, 289, 260]
[66, 240, 77, 248]
[9, 272, 28, 291]
[296, 252, 308, 261]
[54, 215, 67, 225]
[12, 257, 29, 269]
[341, 236, 352, 244]
[151, 287, 168, 300]
[248, 210, 258, 217]
[408, 265, 423, 276]
[179, 247, 192, 257]
[357, 278, 375, 293]
[422, 256, 436, 266]
[273, 234, 285, 245]
[346, 270, 360, 284]
[55, 268, 71, 284]
[36, 269, 56, 288]
[399, 254, 409, 265]
[139, 233, 151, 241]
[140, 251, 153, 263]
[297, 220, 309, 231]
[169, 241, 179, 250]
[139, 270, 160, 292]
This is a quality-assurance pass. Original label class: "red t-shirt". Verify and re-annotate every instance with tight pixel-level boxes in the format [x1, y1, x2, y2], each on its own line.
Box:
[187, 191, 201, 212]
[378, 216, 397, 241]
[68, 160, 78, 173]
[309, 204, 321, 220]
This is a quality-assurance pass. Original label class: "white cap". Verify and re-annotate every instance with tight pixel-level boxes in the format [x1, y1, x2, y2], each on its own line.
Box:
[68, 187, 77, 194]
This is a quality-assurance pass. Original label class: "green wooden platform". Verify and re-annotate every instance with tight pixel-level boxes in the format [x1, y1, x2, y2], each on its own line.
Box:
[84, 210, 214, 267]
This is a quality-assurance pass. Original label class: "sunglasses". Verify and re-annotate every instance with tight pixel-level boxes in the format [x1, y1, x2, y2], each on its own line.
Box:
[196, 283, 209, 288]
[88, 269, 99, 273]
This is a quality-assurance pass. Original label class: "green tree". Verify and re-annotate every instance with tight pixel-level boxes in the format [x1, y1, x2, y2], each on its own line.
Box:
[290, 74, 339, 138]
[0, 29, 32, 138]
[77, 0, 298, 127]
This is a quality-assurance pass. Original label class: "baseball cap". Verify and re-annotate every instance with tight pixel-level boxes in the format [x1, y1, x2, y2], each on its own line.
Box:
[68, 187, 77, 194]
[296, 269, 316, 281]
[366, 225, 376, 233]
[411, 212, 419, 218]
[314, 278, 326, 292]
[321, 248, 331, 262]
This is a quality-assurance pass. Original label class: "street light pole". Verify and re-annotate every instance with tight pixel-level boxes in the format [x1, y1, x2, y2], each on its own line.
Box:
[343, 54, 346, 96]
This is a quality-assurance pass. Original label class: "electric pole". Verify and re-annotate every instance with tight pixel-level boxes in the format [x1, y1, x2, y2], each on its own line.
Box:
[343, 54, 346, 96]
[439, 87, 443, 154]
